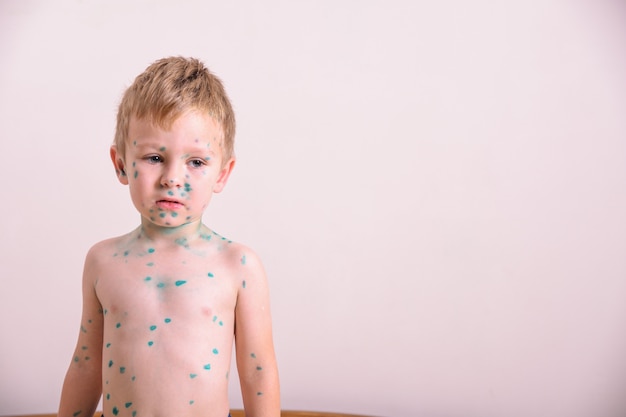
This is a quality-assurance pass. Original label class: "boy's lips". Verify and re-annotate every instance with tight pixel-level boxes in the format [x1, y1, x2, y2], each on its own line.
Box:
[156, 199, 184, 210]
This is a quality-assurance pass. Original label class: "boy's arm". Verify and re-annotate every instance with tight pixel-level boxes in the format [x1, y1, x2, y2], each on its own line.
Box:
[58, 248, 104, 417]
[235, 250, 280, 417]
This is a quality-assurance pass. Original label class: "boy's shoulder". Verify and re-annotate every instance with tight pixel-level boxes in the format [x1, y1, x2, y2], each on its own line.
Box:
[84, 227, 262, 269]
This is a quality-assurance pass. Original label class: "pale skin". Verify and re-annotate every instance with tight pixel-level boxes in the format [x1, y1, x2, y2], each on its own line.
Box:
[59, 110, 280, 417]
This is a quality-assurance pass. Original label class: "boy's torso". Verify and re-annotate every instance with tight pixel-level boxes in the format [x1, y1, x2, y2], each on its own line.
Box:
[91, 226, 242, 417]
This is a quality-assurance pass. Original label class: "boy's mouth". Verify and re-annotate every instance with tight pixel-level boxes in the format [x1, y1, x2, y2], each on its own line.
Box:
[156, 199, 184, 210]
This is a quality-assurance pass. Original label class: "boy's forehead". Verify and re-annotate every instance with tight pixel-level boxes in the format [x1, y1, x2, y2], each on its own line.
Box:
[128, 113, 224, 144]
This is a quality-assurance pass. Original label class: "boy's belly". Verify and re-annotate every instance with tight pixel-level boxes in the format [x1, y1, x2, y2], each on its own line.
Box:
[101, 310, 234, 417]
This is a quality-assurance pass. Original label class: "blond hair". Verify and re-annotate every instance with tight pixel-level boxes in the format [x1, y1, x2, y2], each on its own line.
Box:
[114, 56, 236, 164]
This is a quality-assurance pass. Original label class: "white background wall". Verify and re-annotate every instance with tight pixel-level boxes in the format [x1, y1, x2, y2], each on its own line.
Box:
[1, 1, 626, 416]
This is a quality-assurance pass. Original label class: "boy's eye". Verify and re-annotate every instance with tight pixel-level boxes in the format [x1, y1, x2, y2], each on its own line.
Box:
[189, 159, 206, 168]
[146, 155, 163, 163]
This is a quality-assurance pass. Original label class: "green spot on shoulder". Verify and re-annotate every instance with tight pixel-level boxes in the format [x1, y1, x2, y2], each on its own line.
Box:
[251, 353, 257, 358]
[204, 363, 211, 370]
[190, 373, 197, 379]
[148, 341, 154, 346]
[112, 407, 119, 416]
[150, 325, 157, 331]
[175, 280, 187, 286]
[208, 272, 214, 278]
[73, 411, 82, 417]
[125, 402, 133, 408]
[164, 318, 172, 323]
[213, 348, 219, 354]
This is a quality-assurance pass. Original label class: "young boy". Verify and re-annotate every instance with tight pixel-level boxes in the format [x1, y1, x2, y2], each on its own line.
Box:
[58, 57, 280, 417]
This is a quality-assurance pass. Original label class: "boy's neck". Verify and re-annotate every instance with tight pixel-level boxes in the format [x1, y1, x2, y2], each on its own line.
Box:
[137, 217, 208, 244]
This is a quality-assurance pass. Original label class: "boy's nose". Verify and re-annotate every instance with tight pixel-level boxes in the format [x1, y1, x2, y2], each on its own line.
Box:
[160, 164, 184, 188]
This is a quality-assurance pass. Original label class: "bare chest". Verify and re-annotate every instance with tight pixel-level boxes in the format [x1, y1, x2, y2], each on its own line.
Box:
[94, 250, 239, 333]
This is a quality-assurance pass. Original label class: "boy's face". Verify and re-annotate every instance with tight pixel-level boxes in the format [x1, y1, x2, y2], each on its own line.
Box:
[110, 111, 234, 228]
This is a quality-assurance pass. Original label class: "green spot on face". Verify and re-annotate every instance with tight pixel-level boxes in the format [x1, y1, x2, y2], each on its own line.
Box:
[157, 282, 165, 288]
[257, 392, 263, 396]
[190, 373, 197, 379]
[134, 170, 138, 179]
[81, 346, 88, 350]
[80, 325, 87, 333]
[251, 353, 257, 359]
[208, 272, 214, 278]
[147, 262, 154, 267]
[108, 360, 114, 367]
[184, 183, 192, 192]
[190, 400, 195, 405]
[145, 276, 152, 281]
[116, 322, 121, 328]
[242, 280, 246, 289]
[106, 343, 111, 348]
[124, 250, 129, 257]
[132, 412, 137, 417]
[73, 411, 82, 417]
[213, 348, 219, 354]
[159, 212, 166, 218]
[112, 407, 119, 416]
[160, 146, 166, 151]
[241, 255, 247, 265]
[175, 280, 187, 286]
[125, 402, 132, 408]
[164, 318, 171, 323]
[148, 248, 155, 253]
[167, 190, 174, 196]
[73, 356, 79, 363]
[150, 325, 157, 331]
[171, 212, 178, 217]
[257, 366, 263, 371]
[148, 341, 154, 346]
[120, 367, 126, 374]
[106, 393, 110, 400]
[204, 363, 211, 370]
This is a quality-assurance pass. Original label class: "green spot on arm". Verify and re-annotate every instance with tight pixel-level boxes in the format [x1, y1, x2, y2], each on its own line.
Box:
[175, 280, 187, 286]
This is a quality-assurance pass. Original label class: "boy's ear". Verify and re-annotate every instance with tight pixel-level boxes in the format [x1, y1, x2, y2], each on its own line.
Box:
[110, 145, 129, 185]
[213, 158, 236, 193]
